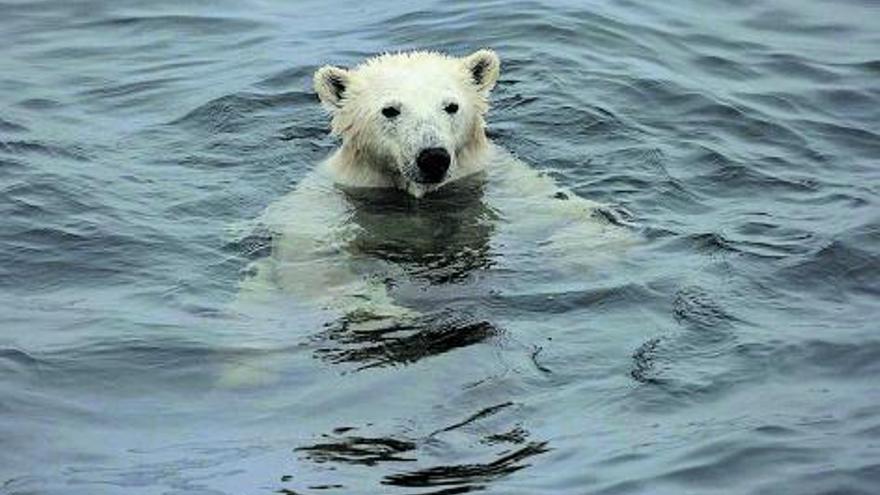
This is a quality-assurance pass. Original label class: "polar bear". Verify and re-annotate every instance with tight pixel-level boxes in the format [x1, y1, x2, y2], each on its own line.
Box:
[236, 49, 632, 331]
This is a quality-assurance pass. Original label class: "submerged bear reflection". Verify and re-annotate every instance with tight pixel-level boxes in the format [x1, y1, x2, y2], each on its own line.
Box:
[342, 173, 496, 286]
[311, 175, 501, 371]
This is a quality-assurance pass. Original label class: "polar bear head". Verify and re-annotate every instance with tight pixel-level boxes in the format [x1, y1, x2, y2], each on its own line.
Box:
[314, 50, 501, 197]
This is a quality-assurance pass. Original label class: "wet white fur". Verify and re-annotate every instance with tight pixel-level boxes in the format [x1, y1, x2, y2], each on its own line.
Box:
[313, 50, 499, 197]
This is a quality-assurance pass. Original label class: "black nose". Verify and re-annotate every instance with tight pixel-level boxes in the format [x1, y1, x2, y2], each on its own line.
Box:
[416, 147, 450, 183]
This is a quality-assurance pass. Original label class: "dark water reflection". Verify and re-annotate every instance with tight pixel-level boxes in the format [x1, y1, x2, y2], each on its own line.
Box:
[344, 178, 497, 285]
[316, 312, 498, 371]
[2, 0, 879, 494]
[296, 401, 548, 494]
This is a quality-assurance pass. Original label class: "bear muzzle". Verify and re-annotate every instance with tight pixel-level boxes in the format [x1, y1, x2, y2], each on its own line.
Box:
[415, 147, 450, 184]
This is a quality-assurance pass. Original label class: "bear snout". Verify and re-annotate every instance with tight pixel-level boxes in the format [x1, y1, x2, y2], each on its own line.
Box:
[416, 147, 450, 184]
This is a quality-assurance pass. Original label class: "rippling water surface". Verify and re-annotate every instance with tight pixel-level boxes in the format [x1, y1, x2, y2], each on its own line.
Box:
[2, 0, 879, 493]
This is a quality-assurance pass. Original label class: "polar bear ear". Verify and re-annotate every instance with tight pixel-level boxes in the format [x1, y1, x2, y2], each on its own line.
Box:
[462, 49, 501, 94]
[314, 65, 351, 110]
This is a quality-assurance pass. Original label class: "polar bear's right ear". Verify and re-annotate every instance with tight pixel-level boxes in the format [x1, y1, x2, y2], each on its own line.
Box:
[462, 49, 501, 94]
[314, 65, 351, 110]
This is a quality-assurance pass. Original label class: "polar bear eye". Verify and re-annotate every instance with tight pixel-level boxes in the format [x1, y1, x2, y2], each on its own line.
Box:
[444, 102, 459, 115]
[381, 106, 400, 118]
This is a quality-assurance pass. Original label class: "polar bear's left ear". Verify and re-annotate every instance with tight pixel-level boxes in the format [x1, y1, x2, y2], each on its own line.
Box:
[314, 65, 351, 110]
[462, 49, 501, 94]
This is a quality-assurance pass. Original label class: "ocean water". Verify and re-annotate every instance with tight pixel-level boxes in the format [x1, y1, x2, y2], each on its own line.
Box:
[1, 0, 879, 494]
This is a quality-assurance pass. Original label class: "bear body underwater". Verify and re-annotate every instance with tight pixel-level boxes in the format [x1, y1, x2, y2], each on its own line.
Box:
[238, 50, 631, 320]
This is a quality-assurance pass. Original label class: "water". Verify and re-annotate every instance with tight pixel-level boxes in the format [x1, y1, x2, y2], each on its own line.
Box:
[1, 0, 879, 493]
